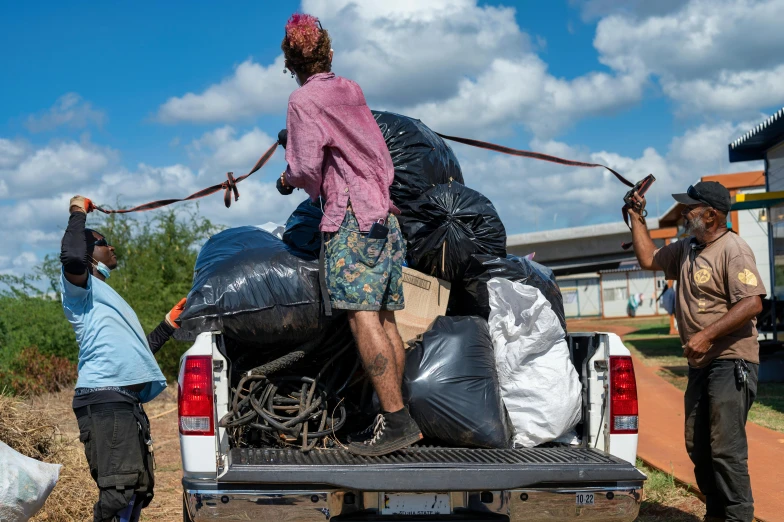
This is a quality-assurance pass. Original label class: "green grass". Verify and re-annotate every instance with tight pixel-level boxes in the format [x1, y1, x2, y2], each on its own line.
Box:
[623, 317, 673, 340]
[636, 459, 705, 521]
[749, 383, 784, 431]
[625, 335, 784, 433]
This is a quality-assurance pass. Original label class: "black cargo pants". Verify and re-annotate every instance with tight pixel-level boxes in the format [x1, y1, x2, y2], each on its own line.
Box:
[75, 402, 155, 522]
[684, 359, 758, 522]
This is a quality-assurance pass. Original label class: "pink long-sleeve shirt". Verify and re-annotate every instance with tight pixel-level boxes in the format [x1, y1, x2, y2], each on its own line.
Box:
[283, 72, 398, 233]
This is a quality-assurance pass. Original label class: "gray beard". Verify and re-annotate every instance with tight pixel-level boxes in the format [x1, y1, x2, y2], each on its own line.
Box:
[685, 215, 707, 240]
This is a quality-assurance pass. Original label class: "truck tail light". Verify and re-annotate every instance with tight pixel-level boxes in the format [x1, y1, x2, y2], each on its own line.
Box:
[609, 356, 638, 434]
[178, 355, 214, 436]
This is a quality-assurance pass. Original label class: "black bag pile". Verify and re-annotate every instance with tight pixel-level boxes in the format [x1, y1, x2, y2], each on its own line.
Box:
[403, 316, 513, 449]
[177, 226, 336, 346]
[180, 109, 566, 452]
[449, 254, 567, 332]
[372, 111, 508, 282]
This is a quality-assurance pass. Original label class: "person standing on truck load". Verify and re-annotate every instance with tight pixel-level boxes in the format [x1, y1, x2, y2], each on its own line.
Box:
[60, 195, 186, 522]
[627, 181, 764, 522]
[275, 13, 422, 457]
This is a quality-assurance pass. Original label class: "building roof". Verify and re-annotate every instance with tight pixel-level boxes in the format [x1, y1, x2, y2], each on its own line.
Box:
[702, 170, 765, 189]
[729, 107, 784, 162]
[506, 219, 659, 247]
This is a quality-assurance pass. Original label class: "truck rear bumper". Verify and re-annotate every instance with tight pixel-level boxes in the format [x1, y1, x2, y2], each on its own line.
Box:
[183, 481, 642, 522]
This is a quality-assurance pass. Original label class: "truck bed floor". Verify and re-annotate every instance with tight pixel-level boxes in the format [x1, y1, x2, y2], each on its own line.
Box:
[219, 446, 646, 490]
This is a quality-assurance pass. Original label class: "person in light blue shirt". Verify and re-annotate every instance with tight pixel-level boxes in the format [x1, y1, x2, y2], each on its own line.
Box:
[60, 195, 186, 522]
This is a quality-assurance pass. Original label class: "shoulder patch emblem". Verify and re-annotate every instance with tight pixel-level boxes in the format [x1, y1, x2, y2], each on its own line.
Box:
[738, 269, 758, 287]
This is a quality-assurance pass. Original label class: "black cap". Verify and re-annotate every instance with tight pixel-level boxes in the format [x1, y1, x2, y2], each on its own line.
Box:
[672, 181, 731, 213]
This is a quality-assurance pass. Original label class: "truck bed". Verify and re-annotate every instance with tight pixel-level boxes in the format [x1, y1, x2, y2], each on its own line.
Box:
[219, 446, 645, 490]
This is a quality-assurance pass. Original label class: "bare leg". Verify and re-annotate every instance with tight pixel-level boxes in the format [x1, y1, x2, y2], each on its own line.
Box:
[380, 311, 405, 385]
[348, 310, 404, 412]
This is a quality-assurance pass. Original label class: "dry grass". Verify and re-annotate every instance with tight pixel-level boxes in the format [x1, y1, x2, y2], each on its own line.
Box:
[636, 459, 705, 521]
[0, 391, 58, 461]
[0, 390, 94, 521]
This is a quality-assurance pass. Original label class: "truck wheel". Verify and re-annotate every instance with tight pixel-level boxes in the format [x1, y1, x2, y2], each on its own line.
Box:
[183, 493, 194, 522]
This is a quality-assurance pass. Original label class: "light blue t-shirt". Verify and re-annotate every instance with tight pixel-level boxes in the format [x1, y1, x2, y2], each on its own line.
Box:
[60, 270, 167, 403]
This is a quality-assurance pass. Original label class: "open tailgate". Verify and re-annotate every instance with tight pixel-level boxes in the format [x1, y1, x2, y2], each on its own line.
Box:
[219, 446, 645, 490]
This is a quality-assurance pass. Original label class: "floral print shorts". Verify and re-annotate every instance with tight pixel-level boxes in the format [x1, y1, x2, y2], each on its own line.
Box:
[325, 210, 405, 311]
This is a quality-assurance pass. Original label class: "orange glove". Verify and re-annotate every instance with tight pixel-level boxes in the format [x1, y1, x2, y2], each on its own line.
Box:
[165, 297, 187, 328]
[69, 195, 94, 214]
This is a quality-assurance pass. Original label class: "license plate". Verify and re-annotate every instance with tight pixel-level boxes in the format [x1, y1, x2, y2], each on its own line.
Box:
[381, 493, 451, 515]
[575, 492, 595, 505]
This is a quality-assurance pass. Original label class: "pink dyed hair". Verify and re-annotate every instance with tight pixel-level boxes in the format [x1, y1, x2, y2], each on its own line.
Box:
[285, 13, 322, 57]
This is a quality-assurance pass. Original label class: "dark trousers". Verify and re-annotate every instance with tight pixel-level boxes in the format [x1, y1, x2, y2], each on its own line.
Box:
[684, 359, 758, 522]
[74, 402, 155, 522]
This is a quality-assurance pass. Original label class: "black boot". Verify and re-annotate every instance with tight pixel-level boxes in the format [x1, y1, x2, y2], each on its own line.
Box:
[346, 407, 422, 457]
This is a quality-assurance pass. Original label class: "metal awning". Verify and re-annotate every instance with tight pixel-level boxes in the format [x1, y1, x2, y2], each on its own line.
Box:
[732, 191, 784, 210]
[729, 107, 784, 162]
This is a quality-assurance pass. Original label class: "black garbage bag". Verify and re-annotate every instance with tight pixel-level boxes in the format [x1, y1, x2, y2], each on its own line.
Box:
[372, 110, 464, 220]
[405, 182, 506, 282]
[282, 198, 323, 258]
[449, 254, 566, 332]
[403, 316, 513, 449]
[176, 226, 336, 345]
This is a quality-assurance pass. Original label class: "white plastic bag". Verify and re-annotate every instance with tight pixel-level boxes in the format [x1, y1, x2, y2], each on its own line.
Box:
[0, 441, 61, 522]
[487, 278, 582, 448]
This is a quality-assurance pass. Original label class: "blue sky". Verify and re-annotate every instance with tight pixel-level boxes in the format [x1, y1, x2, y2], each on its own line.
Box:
[1, 0, 782, 277]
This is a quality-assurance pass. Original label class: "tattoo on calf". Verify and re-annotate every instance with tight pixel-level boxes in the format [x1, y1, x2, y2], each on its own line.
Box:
[366, 353, 389, 377]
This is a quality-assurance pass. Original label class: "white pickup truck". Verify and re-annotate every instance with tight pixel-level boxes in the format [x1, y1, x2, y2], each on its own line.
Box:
[178, 331, 645, 522]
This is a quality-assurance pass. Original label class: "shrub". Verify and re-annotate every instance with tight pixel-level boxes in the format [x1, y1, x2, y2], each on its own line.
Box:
[0, 346, 78, 396]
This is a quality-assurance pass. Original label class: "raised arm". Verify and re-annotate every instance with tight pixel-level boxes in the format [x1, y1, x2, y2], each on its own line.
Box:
[60, 196, 93, 288]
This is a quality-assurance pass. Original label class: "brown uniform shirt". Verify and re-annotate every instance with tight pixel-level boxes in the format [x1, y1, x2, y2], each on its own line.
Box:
[653, 232, 766, 368]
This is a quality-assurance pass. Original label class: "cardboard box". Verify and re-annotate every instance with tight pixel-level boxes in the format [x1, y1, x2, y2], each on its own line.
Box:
[396, 267, 451, 345]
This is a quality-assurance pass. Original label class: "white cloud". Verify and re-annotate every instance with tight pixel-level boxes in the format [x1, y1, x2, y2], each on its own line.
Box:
[0, 140, 114, 200]
[662, 66, 784, 115]
[25, 93, 106, 133]
[0, 139, 29, 169]
[455, 118, 762, 233]
[188, 126, 279, 177]
[0, 121, 296, 280]
[12, 252, 38, 268]
[404, 55, 645, 138]
[667, 118, 765, 174]
[154, 0, 784, 133]
[157, 56, 293, 123]
[155, 0, 644, 137]
[0, 114, 764, 282]
[594, 0, 784, 115]
[307, 0, 530, 107]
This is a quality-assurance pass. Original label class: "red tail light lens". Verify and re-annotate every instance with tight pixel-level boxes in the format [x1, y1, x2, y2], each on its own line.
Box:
[610, 356, 638, 434]
[178, 355, 214, 436]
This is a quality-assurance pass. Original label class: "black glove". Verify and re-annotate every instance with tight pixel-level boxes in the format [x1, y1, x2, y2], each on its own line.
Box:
[276, 175, 294, 195]
[278, 129, 288, 149]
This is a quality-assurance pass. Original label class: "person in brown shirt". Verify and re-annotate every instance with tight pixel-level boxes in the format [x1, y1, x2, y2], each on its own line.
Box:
[628, 180, 764, 522]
